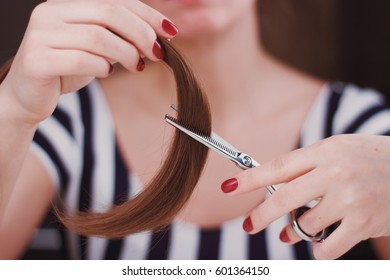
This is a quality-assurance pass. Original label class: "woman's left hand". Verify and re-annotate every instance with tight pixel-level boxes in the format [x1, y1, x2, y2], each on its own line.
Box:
[221, 134, 390, 259]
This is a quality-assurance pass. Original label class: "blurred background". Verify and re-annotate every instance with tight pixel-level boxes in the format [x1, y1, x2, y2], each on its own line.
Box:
[1, 0, 390, 96]
[259, 0, 390, 97]
[1, 0, 389, 260]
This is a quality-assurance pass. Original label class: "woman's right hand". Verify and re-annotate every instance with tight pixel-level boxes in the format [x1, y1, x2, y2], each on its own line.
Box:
[0, 0, 177, 125]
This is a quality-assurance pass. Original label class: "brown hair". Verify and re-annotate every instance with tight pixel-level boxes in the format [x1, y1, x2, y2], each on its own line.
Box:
[0, 57, 13, 82]
[0, 40, 212, 239]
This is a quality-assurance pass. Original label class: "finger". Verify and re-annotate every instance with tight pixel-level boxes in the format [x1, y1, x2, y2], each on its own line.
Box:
[47, 1, 172, 60]
[279, 224, 300, 244]
[279, 197, 342, 244]
[312, 219, 364, 260]
[41, 49, 112, 78]
[222, 147, 316, 195]
[281, 218, 363, 259]
[296, 198, 342, 239]
[123, 0, 179, 38]
[45, 25, 144, 72]
[243, 170, 324, 234]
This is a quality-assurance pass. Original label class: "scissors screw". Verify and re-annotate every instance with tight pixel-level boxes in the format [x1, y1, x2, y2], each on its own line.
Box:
[242, 156, 252, 167]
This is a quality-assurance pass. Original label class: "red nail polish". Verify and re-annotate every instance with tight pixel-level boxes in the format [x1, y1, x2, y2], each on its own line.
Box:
[221, 178, 238, 193]
[243, 216, 253, 232]
[162, 19, 178, 36]
[279, 229, 290, 243]
[137, 58, 145, 72]
[153, 40, 165, 59]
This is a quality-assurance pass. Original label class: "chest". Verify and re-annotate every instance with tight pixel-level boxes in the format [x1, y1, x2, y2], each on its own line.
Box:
[98, 78, 310, 227]
[112, 109, 302, 226]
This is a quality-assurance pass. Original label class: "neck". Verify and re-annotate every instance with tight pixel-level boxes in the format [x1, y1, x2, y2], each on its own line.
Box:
[169, 7, 323, 124]
[173, 7, 264, 104]
[106, 5, 324, 128]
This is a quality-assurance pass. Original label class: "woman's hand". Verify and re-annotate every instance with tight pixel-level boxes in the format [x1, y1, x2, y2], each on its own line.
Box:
[0, 0, 177, 125]
[222, 134, 390, 259]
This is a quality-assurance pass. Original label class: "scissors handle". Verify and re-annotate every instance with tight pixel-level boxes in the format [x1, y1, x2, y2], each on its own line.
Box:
[245, 155, 334, 242]
[164, 115, 337, 242]
[290, 206, 329, 242]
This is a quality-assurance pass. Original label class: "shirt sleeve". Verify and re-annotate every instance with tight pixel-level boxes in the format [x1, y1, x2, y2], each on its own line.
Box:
[333, 84, 390, 136]
[30, 93, 82, 193]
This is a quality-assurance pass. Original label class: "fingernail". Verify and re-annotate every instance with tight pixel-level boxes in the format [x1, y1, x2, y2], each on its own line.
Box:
[279, 229, 290, 243]
[109, 64, 114, 74]
[137, 58, 145, 72]
[162, 19, 178, 36]
[243, 216, 253, 232]
[153, 40, 165, 59]
[221, 178, 238, 193]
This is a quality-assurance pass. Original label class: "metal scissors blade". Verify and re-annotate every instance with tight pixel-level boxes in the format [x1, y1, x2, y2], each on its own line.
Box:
[164, 114, 330, 242]
[165, 114, 276, 192]
[165, 115, 262, 169]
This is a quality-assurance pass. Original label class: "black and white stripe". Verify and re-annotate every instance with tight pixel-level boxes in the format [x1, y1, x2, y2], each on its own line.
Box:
[28, 80, 390, 259]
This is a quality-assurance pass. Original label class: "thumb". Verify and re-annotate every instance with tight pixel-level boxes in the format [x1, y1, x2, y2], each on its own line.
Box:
[61, 75, 95, 94]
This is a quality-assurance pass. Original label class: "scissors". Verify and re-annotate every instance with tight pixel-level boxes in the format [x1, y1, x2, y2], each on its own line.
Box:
[165, 113, 330, 242]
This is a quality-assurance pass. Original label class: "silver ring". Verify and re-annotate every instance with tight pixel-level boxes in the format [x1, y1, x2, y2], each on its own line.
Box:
[291, 206, 326, 242]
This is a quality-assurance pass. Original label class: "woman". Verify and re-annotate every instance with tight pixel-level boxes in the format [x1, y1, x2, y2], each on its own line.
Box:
[0, 0, 389, 259]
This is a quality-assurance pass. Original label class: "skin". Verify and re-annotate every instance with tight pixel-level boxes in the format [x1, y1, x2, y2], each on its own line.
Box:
[0, 0, 176, 258]
[228, 134, 390, 259]
[100, 0, 323, 228]
[0, 0, 389, 259]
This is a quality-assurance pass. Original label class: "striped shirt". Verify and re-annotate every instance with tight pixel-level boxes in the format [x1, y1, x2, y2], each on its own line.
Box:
[28, 80, 390, 259]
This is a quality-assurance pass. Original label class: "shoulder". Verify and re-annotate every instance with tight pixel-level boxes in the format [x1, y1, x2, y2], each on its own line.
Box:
[30, 81, 104, 190]
[41, 80, 107, 137]
[328, 82, 390, 135]
[301, 82, 390, 146]
[334, 82, 387, 110]
[56, 80, 101, 116]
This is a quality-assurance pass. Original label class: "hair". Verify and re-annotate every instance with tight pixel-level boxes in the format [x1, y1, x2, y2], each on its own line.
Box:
[0, 40, 212, 239]
[0, 57, 13, 82]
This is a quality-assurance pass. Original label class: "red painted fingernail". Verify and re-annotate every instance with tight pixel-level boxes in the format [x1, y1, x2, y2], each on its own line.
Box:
[221, 178, 238, 193]
[153, 40, 165, 59]
[162, 19, 178, 36]
[279, 229, 290, 243]
[137, 58, 145, 72]
[243, 216, 253, 232]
